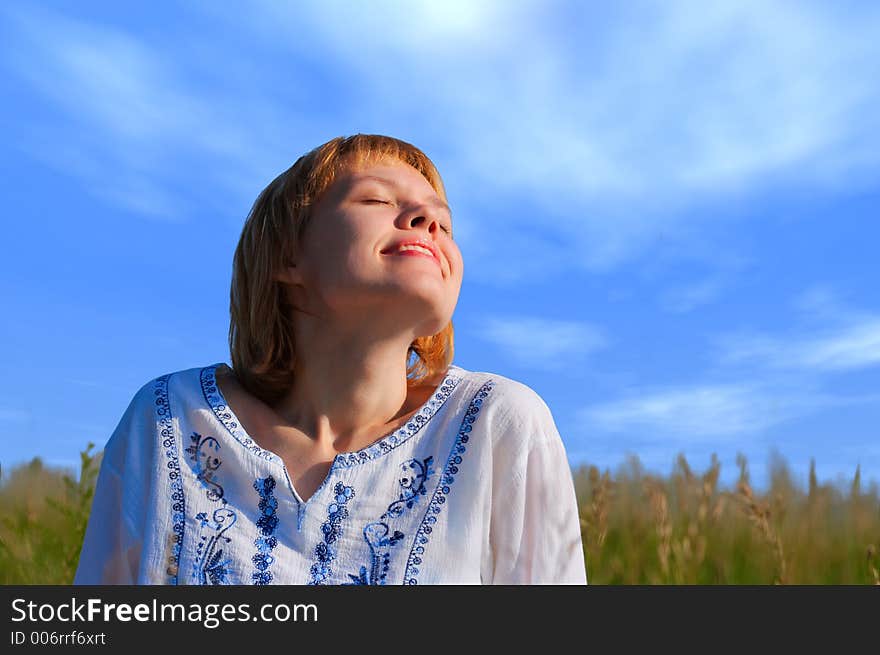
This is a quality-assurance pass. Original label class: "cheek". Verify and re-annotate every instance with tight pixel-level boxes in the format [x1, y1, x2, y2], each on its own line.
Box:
[309, 222, 363, 263]
[326, 234, 377, 280]
[446, 243, 464, 270]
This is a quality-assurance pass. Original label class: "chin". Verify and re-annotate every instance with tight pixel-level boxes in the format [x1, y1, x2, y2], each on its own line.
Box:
[418, 313, 453, 337]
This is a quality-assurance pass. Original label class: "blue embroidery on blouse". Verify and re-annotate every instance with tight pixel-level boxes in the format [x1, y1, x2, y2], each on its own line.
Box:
[343, 456, 434, 585]
[201, 365, 303, 506]
[252, 476, 280, 585]
[155, 374, 185, 585]
[185, 431, 225, 501]
[403, 380, 496, 585]
[333, 373, 463, 468]
[186, 427, 237, 585]
[308, 481, 356, 585]
[201, 365, 278, 464]
[192, 503, 237, 585]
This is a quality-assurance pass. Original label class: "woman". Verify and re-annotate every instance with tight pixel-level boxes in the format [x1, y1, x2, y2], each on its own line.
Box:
[74, 134, 587, 585]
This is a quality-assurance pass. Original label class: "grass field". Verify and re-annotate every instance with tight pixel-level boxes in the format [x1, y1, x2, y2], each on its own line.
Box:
[2, 444, 878, 584]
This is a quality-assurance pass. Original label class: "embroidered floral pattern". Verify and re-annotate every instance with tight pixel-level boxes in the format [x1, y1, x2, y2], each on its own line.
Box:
[252, 476, 280, 585]
[344, 456, 434, 585]
[309, 482, 356, 585]
[202, 365, 302, 503]
[192, 503, 237, 585]
[403, 381, 495, 585]
[155, 374, 185, 584]
[188, 426, 237, 585]
[202, 364, 465, 515]
[188, 362, 485, 585]
[185, 431, 225, 501]
[201, 365, 277, 464]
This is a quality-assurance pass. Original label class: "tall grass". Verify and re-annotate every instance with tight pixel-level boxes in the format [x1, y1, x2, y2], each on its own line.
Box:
[574, 453, 880, 584]
[0, 443, 101, 584]
[1, 445, 878, 584]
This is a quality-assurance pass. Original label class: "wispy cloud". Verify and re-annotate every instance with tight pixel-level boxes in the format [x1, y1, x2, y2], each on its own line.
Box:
[658, 276, 727, 314]
[474, 315, 608, 370]
[1, 4, 293, 221]
[579, 381, 878, 443]
[233, 0, 880, 275]
[575, 286, 875, 451]
[582, 287, 880, 444]
[790, 283, 875, 326]
[715, 286, 880, 373]
[4, 1, 879, 276]
[717, 320, 880, 372]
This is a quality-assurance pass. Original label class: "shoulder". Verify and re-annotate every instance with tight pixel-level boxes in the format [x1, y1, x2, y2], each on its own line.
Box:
[451, 365, 556, 447]
[114, 362, 219, 437]
[102, 363, 218, 466]
[131, 362, 220, 410]
[456, 365, 553, 420]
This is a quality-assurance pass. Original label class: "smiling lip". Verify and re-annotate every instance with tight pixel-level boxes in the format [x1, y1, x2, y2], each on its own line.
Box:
[385, 249, 441, 268]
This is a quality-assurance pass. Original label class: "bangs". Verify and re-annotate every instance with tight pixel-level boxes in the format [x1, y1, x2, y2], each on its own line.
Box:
[322, 135, 447, 203]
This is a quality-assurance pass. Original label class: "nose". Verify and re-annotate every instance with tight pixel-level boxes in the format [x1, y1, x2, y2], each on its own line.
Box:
[406, 206, 443, 236]
[409, 215, 431, 232]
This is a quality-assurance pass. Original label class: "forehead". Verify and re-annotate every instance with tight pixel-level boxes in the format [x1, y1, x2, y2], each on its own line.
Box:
[339, 157, 434, 191]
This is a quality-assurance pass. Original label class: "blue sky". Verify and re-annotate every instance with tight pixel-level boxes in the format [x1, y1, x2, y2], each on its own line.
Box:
[2, 0, 879, 492]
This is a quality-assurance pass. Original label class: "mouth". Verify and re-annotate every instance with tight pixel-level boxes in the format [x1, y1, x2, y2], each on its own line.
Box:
[384, 249, 440, 264]
[381, 247, 442, 270]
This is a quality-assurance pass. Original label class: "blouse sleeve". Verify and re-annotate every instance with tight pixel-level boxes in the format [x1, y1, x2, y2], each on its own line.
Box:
[484, 388, 588, 585]
[74, 381, 156, 585]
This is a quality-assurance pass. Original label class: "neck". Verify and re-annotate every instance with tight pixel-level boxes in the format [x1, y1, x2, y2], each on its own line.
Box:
[269, 321, 422, 453]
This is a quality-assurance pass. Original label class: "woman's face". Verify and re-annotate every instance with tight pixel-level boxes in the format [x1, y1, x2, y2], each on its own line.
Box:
[279, 157, 464, 338]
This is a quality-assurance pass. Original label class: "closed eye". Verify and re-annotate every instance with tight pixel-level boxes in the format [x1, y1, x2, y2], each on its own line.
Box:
[363, 198, 452, 236]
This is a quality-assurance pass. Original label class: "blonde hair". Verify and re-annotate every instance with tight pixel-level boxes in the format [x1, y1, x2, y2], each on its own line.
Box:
[228, 134, 455, 407]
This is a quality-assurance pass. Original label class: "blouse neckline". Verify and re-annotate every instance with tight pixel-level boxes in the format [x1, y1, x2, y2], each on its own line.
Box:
[199, 362, 464, 503]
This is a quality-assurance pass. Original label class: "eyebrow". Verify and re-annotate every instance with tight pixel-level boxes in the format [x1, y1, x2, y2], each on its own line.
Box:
[352, 175, 453, 218]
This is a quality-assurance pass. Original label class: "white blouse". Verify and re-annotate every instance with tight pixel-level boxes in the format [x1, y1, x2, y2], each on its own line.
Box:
[74, 362, 587, 585]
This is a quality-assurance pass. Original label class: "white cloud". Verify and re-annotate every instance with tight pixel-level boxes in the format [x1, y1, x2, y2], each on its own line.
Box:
[716, 315, 880, 372]
[474, 315, 608, 370]
[241, 0, 880, 276]
[790, 283, 876, 326]
[241, 0, 513, 56]
[4, 1, 879, 275]
[579, 381, 878, 442]
[658, 277, 726, 314]
[598, 288, 880, 446]
[2, 4, 296, 221]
